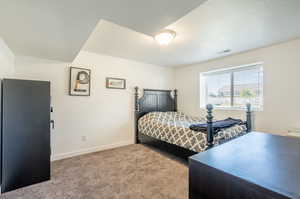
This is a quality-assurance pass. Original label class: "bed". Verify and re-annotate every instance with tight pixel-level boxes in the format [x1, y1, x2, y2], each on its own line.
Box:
[134, 87, 252, 157]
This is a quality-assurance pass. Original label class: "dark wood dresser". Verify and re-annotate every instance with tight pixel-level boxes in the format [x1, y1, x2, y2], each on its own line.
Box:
[189, 132, 300, 199]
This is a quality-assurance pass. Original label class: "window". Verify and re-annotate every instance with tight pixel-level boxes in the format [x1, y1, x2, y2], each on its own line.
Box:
[200, 63, 263, 110]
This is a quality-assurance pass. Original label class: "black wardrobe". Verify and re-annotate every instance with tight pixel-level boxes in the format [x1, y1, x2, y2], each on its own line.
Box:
[0, 79, 51, 193]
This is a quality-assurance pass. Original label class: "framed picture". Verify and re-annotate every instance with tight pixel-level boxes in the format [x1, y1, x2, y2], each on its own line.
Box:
[106, 77, 126, 89]
[69, 67, 91, 96]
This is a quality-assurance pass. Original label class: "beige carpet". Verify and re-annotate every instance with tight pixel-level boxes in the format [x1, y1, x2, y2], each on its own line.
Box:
[0, 144, 188, 199]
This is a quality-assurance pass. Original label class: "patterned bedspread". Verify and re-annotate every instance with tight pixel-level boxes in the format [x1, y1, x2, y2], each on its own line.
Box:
[138, 112, 246, 152]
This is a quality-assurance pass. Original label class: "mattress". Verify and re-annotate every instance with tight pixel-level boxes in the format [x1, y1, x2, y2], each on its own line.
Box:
[138, 112, 246, 152]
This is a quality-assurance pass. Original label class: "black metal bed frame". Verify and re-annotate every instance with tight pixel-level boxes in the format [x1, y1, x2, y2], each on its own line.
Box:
[134, 87, 252, 158]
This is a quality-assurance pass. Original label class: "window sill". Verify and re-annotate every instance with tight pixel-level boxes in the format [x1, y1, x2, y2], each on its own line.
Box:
[200, 106, 263, 112]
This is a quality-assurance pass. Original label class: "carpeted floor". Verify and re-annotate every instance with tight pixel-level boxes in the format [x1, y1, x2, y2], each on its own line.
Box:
[0, 144, 188, 199]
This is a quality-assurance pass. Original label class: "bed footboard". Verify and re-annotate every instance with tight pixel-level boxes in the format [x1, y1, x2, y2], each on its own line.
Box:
[206, 104, 214, 147]
[206, 103, 252, 147]
[246, 103, 252, 132]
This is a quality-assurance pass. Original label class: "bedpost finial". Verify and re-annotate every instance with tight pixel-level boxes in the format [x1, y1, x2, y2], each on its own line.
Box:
[206, 104, 214, 147]
[134, 87, 139, 112]
[174, 89, 178, 112]
[246, 103, 252, 132]
[246, 103, 251, 112]
[206, 104, 213, 111]
[206, 104, 213, 120]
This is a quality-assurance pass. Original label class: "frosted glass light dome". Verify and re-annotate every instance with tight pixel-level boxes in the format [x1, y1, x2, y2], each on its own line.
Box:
[154, 29, 176, 45]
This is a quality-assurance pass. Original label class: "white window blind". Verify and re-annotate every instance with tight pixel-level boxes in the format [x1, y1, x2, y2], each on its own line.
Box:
[200, 63, 263, 110]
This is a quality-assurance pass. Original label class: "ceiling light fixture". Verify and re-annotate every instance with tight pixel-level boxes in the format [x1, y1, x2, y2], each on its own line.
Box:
[154, 29, 176, 46]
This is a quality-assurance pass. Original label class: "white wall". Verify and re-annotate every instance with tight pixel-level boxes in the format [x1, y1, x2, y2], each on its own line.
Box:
[0, 38, 15, 78]
[15, 51, 174, 160]
[13, 37, 300, 159]
[175, 38, 300, 135]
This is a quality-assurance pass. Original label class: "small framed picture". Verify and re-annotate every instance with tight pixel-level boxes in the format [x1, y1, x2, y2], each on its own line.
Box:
[106, 77, 126, 89]
[69, 67, 91, 96]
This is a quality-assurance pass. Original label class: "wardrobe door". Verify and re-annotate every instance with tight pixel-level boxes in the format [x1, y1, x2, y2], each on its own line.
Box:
[0, 80, 2, 185]
[1, 79, 50, 193]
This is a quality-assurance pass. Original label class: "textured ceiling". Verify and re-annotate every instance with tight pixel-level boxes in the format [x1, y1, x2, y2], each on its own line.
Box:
[83, 0, 300, 67]
[0, 0, 206, 61]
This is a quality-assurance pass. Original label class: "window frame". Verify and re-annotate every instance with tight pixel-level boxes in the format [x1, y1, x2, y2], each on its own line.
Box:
[200, 62, 264, 111]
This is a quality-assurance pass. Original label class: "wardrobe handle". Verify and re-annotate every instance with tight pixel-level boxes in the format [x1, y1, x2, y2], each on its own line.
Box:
[50, 120, 55, 129]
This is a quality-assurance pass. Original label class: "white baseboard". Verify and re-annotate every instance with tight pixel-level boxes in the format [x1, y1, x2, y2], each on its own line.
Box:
[51, 140, 134, 161]
[287, 132, 300, 138]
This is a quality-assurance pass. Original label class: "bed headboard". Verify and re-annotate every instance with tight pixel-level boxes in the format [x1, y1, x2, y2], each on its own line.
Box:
[134, 87, 177, 142]
[134, 87, 177, 117]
